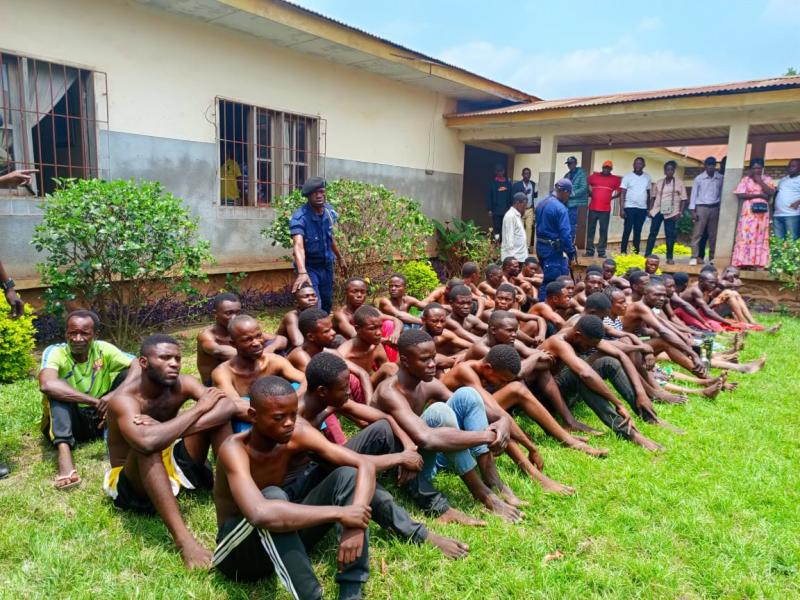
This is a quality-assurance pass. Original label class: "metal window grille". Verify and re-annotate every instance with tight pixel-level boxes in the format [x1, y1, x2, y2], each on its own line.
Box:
[217, 98, 324, 207]
[0, 52, 108, 196]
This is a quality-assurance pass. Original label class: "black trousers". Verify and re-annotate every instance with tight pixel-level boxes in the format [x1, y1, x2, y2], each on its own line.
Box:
[42, 369, 127, 448]
[645, 214, 678, 259]
[620, 207, 648, 254]
[285, 420, 429, 542]
[214, 466, 369, 597]
[586, 209, 611, 256]
[555, 356, 655, 439]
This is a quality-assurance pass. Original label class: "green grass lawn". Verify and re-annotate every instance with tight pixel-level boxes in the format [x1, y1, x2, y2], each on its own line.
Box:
[1, 313, 799, 599]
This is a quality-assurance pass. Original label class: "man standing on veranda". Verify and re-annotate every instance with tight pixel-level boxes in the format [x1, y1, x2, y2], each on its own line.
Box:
[689, 157, 724, 266]
[773, 158, 800, 241]
[501, 193, 530, 263]
[290, 177, 347, 313]
[535, 179, 577, 301]
[564, 156, 588, 243]
[586, 160, 621, 258]
[512, 167, 537, 248]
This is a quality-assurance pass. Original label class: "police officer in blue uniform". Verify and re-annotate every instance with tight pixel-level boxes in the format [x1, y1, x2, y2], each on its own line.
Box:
[290, 177, 346, 312]
[535, 178, 577, 300]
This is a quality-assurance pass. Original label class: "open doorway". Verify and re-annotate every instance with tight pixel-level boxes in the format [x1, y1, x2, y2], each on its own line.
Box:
[461, 144, 508, 229]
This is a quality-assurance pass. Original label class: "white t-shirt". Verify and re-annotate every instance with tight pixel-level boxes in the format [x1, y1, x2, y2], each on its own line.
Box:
[774, 175, 800, 217]
[621, 172, 652, 209]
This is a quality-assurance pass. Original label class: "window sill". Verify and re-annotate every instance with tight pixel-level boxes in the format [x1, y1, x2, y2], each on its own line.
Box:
[215, 205, 275, 220]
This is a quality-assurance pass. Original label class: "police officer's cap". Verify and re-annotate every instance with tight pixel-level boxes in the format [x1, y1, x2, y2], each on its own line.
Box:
[302, 176, 326, 197]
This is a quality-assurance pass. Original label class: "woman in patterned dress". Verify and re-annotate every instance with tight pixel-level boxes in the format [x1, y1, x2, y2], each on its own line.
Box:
[731, 158, 775, 269]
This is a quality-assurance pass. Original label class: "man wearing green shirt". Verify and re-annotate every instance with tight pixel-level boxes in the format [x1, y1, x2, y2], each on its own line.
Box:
[38, 310, 138, 489]
[564, 156, 588, 244]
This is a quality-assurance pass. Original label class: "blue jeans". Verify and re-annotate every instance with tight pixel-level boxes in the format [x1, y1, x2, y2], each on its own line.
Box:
[645, 213, 678, 259]
[419, 387, 489, 481]
[621, 207, 648, 254]
[774, 216, 800, 241]
[306, 262, 334, 313]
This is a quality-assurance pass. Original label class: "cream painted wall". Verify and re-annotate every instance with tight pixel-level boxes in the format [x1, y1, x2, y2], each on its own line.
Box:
[2, 0, 464, 174]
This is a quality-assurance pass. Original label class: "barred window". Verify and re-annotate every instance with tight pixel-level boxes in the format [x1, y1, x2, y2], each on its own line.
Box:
[0, 52, 106, 196]
[217, 98, 323, 207]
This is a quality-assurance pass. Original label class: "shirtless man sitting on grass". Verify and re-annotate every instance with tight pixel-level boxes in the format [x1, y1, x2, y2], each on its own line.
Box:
[105, 334, 237, 569]
[338, 306, 399, 386]
[212, 315, 308, 433]
[529, 281, 570, 337]
[445, 285, 487, 340]
[420, 303, 472, 370]
[376, 273, 426, 327]
[482, 283, 545, 346]
[212, 375, 375, 600]
[539, 316, 665, 451]
[373, 330, 523, 524]
[196, 293, 241, 385]
[299, 352, 468, 558]
[275, 284, 321, 348]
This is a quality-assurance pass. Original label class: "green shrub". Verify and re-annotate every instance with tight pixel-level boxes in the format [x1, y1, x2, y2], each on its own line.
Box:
[652, 242, 691, 257]
[432, 218, 497, 278]
[32, 178, 213, 349]
[611, 253, 661, 276]
[0, 296, 36, 383]
[396, 260, 440, 300]
[261, 180, 433, 291]
[769, 236, 800, 298]
[676, 209, 694, 240]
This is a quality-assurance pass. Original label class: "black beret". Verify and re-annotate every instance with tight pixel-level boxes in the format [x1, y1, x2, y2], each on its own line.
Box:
[301, 176, 326, 197]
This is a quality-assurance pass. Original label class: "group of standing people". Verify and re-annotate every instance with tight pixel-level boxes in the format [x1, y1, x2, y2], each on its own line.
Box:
[493, 155, 800, 274]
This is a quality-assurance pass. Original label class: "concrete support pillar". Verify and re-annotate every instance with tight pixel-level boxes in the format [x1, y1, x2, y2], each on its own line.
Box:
[538, 132, 558, 197]
[717, 122, 750, 261]
[750, 139, 767, 163]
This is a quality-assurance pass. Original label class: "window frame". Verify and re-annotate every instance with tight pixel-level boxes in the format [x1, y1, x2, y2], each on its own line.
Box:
[216, 96, 323, 208]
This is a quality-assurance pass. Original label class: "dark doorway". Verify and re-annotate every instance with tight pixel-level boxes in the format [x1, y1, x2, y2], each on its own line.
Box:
[461, 145, 508, 229]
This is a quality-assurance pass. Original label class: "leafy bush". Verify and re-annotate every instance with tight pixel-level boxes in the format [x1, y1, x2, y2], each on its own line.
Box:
[0, 295, 36, 383]
[32, 179, 213, 349]
[611, 253, 660, 276]
[652, 242, 691, 257]
[769, 236, 800, 298]
[432, 218, 497, 279]
[397, 260, 440, 300]
[261, 180, 433, 290]
[676, 209, 694, 240]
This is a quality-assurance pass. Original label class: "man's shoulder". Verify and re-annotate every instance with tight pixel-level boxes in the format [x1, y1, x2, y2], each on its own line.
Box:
[290, 203, 308, 218]
[40, 342, 69, 368]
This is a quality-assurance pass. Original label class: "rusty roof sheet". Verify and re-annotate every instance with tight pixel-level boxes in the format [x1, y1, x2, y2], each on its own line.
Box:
[448, 76, 800, 118]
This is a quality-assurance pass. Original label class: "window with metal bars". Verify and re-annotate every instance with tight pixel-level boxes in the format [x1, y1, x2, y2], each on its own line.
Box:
[217, 98, 323, 207]
[0, 52, 106, 196]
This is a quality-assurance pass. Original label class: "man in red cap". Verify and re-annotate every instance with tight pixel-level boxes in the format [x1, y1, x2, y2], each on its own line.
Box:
[586, 160, 622, 258]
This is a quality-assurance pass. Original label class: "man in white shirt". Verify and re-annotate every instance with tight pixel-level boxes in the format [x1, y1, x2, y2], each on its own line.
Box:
[688, 157, 724, 265]
[619, 157, 652, 254]
[512, 167, 537, 248]
[773, 158, 800, 241]
[501, 193, 529, 262]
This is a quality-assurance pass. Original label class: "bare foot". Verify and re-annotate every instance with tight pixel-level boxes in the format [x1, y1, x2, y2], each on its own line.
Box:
[179, 539, 213, 570]
[715, 350, 739, 362]
[484, 494, 524, 524]
[701, 379, 724, 399]
[436, 508, 486, 527]
[767, 322, 782, 334]
[741, 356, 767, 374]
[723, 381, 739, 391]
[495, 484, 526, 507]
[425, 532, 469, 559]
[539, 475, 576, 496]
[653, 390, 688, 404]
[569, 441, 609, 458]
[631, 432, 665, 452]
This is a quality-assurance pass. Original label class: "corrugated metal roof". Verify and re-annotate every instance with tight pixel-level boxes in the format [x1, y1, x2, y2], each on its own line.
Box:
[448, 76, 800, 118]
[278, 0, 536, 102]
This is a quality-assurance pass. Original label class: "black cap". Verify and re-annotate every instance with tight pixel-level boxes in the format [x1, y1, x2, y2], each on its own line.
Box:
[703, 157, 717, 166]
[301, 176, 326, 197]
[565, 156, 578, 164]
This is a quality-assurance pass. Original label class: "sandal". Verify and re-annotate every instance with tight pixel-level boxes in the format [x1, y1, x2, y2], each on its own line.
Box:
[54, 469, 81, 490]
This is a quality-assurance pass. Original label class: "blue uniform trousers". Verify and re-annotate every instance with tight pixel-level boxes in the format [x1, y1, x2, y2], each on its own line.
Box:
[306, 262, 334, 313]
[536, 243, 569, 301]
